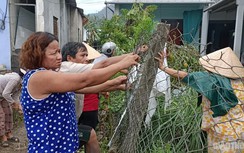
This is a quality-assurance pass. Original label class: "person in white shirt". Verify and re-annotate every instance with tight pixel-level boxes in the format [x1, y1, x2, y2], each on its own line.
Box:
[0, 70, 21, 147]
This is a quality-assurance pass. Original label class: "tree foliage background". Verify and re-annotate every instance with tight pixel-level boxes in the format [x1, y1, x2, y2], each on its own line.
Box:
[85, 3, 157, 54]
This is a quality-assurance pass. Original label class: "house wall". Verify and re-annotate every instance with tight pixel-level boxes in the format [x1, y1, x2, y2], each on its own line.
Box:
[3, 0, 84, 71]
[15, 7, 35, 49]
[10, 7, 35, 72]
[59, 1, 70, 47]
[9, 0, 21, 52]
[36, 0, 83, 47]
[39, 0, 61, 34]
[115, 3, 207, 21]
[8, 0, 35, 71]
[59, 4, 84, 46]
[70, 9, 83, 42]
[36, 0, 44, 31]
[0, 0, 11, 69]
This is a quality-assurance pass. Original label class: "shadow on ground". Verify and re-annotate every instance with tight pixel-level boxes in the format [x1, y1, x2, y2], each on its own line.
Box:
[0, 122, 28, 153]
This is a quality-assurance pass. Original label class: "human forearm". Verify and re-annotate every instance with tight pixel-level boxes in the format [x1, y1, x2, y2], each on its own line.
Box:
[76, 75, 127, 93]
[87, 64, 124, 85]
[31, 68, 120, 98]
[75, 81, 113, 93]
[93, 54, 129, 69]
[104, 84, 126, 91]
[155, 51, 188, 79]
[85, 54, 138, 87]
[159, 66, 188, 79]
[37, 54, 138, 93]
[2, 81, 19, 103]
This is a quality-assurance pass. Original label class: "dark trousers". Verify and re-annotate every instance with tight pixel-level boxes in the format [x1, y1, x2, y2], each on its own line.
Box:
[78, 110, 98, 130]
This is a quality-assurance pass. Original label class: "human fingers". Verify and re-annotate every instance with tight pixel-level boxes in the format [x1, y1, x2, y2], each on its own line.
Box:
[154, 57, 162, 62]
[154, 57, 164, 68]
[109, 76, 127, 87]
[155, 53, 164, 61]
[119, 54, 139, 69]
[125, 82, 132, 90]
[116, 76, 127, 84]
[157, 51, 165, 58]
[11, 102, 17, 108]
[155, 51, 166, 69]
[116, 84, 126, 90]
[18, 104, 23, 111]
[120, 84, 127, 90]
[132, 54, 140, 63]
[136, 45, 149, 53]
[120, 69, 128, 74]
[101, 92, 109, 98]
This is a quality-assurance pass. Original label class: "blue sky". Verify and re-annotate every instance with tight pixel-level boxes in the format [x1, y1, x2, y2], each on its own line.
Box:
[76, 0, 106, 14]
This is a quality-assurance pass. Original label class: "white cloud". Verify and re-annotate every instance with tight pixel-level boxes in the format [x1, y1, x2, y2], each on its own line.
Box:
[76, 0, 106, 14]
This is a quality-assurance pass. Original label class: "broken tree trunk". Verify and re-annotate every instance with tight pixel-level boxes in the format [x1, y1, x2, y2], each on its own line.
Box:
[109, 23, 170, 153]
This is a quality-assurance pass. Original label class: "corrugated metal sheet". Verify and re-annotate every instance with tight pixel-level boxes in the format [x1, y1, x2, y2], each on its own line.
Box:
[106, 0, 215, 4]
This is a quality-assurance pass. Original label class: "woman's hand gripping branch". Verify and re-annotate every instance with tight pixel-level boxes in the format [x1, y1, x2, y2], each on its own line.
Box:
[155, 51, 188, 79]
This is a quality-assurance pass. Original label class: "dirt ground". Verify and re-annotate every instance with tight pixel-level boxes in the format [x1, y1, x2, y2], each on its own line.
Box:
[0, 122, 28, 153]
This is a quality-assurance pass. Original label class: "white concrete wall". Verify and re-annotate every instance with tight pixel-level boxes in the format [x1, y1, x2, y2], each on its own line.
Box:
[70, 9, 83, 42]
[9, 0, 21, 52]
[36, 0, 44, 31]
[36, 0, 83, 47]
[36, 0, 61, 34]
[15, 7, 35, 49]
[0, 0, 11, 69]
[59, 1, 70, 47]
[44, 0, 60, 34]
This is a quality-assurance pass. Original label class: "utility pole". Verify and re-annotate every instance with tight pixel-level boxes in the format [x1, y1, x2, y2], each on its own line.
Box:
[105, 0, 107, 19]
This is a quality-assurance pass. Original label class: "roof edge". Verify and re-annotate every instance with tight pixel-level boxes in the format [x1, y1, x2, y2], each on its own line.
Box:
[105, 1, 215, 4]
[204, 0, 236, 12]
